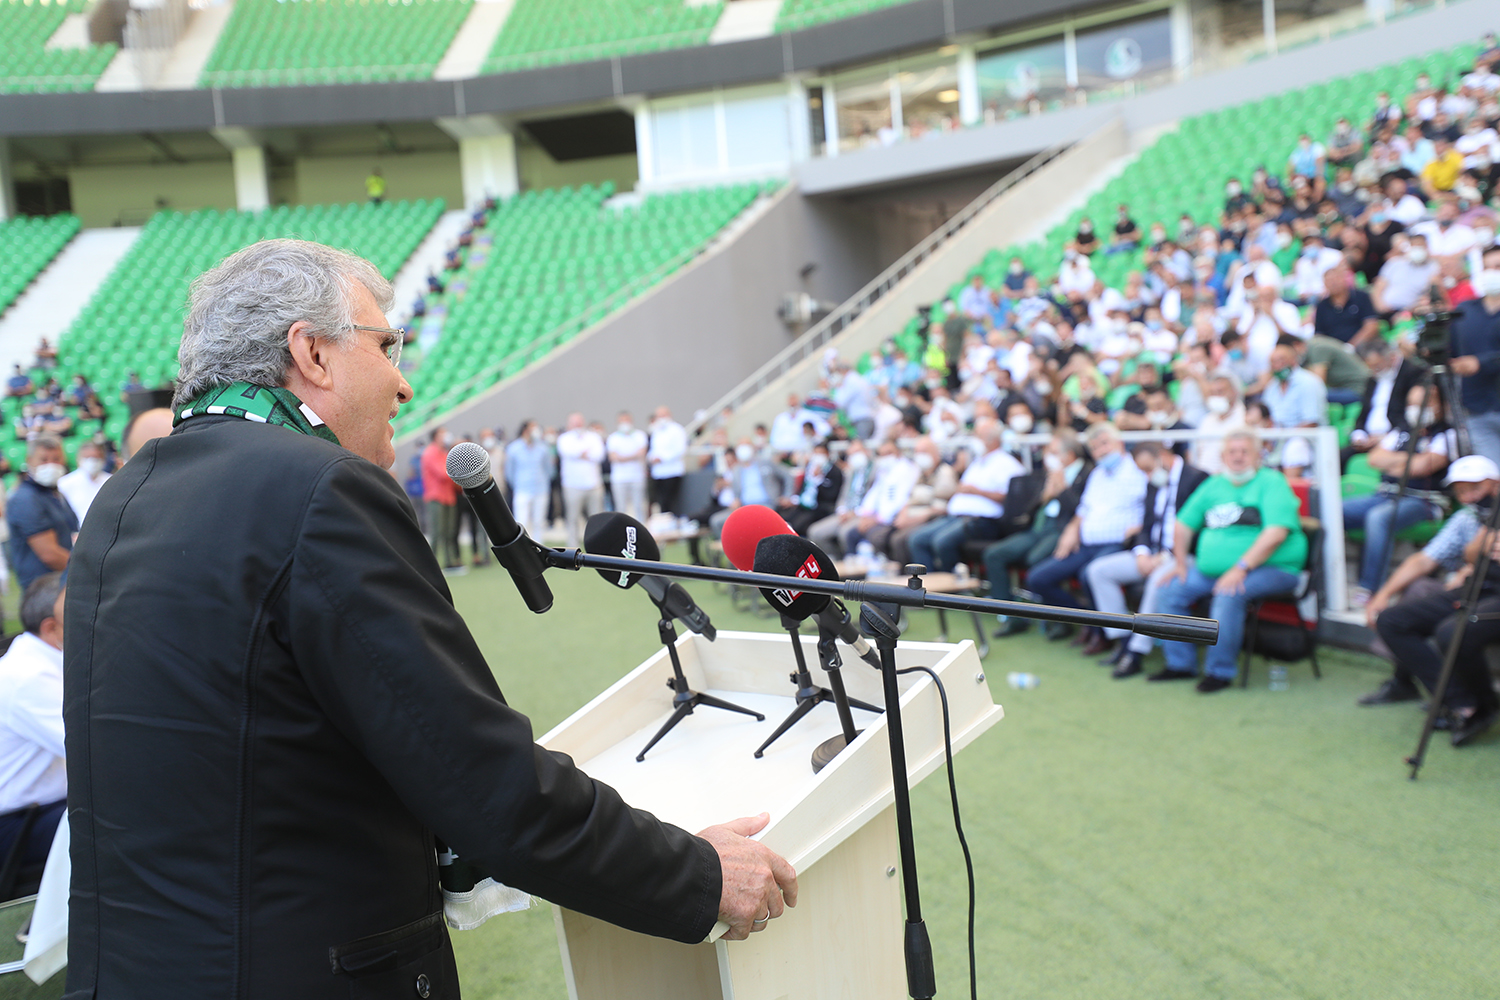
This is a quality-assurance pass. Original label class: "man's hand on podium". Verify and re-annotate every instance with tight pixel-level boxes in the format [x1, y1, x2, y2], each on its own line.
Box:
[698, 812, 799, 940]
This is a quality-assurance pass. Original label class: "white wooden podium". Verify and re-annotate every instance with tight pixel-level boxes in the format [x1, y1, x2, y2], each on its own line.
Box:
[538, 630, 1002, 1000]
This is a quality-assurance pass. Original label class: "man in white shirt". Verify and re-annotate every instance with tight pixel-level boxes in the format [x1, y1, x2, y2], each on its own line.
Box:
[1026, 423, 1148, 639]
[606, 411, 648, 522]
[1055, 243, 1096, 306]
[0, 573, 67, 873]
[1224, 246, 1283, 317]
[907, 419, 1022, 573]
[647, 406, 688, 517]
[1411, 200, 1476, 269]
[958, 274, 991, 320]
[1237, 284, 1307, 383]
[832, 364, 877, 440]
[57, 439, 111, 524]
[1380, 176, 1428, 227]
[555, 412, 605, 548]
[839, 441, 921, 558]
[1373, 234, 1440, 313]
[769, 394, 828, 456]
[1290, 233, 1346, 304]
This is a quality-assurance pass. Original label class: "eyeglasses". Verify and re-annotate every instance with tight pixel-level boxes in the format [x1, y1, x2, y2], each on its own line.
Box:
[349, 324, 405, 368]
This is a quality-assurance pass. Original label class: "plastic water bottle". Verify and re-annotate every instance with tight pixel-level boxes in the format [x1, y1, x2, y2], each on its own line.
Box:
[1269, 664, 1289, 691]
[856, 541, 876, 574]
[1007, 672, 1039, 690]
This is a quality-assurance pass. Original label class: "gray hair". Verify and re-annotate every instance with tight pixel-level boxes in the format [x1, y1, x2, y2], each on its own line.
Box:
[27, 433, 63, 462]
[1223, 428, 1261, 455]
[21, 572, 64, 636]
[1084, 422, 1120, 445]
[174, 239, 394, 407]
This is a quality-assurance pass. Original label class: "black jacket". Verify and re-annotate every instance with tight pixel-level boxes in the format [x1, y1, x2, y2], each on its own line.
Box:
[1129, 463, 1210, 552]
[63, 418, 720, 999]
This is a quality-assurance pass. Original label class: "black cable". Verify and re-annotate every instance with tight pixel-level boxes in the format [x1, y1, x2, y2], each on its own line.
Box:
[897, 665, 977, 1000]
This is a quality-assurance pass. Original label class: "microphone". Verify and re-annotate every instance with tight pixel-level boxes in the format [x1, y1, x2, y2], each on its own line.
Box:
[584, 513, 716, 639]
[446, 442, 553, 614]
[726, 516, 883, 670]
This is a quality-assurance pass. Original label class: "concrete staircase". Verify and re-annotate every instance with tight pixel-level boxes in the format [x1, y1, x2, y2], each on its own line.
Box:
[156, 2, 235, 91]
[387, 209, 473, 328]
[0, 229, 141, 376]
[709, 0, 781, 44]
[434, 0, 514, 81]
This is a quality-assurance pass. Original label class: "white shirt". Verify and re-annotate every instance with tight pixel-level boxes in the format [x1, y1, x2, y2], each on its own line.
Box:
[647, 420, 687, 479]
[1075, 455, 1148, 546]
[0, 631, 66, 814]
[57, 467, 110, 523]
[1056, 257, 1095, 297]
[1376, 257, 1440, 311]
[1224, 259, 1283, 315]
[857, 459, 920, 524]
[946, 447, 1024, 518]
[1292, 246, 1346, 300]
[1411, 220, 1476, 259]
[555, 428, 604, 491]
[770, 409, 829, 453]
[834, 371, 876, 423]
[605, 428, 647, 484]
[1359, 365, 1399, 440]
[1456, 127, 1498, 168]
[1236, 299, 1307, 371]
[1384, 194, 1428, 226]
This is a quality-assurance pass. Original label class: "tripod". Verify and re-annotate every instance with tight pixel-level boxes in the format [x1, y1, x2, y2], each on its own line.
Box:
[754, 615, 882, 760]
[635, 597, 763, 762]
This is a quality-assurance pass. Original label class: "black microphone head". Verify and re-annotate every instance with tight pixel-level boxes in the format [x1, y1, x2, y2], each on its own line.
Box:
[446, 441, 492, 490]
[751, 534, 836, 621]
[584, 512, 660, 589]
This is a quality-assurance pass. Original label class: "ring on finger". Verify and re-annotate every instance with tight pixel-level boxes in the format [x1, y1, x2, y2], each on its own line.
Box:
[751, 909, 771, 925]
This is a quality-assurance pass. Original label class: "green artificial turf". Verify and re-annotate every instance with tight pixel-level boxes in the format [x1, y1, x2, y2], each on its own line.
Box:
[5, 544, 1497, 999]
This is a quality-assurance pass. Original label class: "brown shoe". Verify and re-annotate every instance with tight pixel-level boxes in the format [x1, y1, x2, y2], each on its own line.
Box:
[1081, 634, 1114, 658]
[1070, 626, 1096, 648]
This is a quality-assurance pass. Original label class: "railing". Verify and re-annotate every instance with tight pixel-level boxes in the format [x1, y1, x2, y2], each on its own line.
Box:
[392, 198, 768, 437]
[684, 137, 1075, 439]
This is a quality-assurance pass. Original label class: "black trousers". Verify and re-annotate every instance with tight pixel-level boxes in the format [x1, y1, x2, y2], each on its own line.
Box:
[653, 476, 683, 516]
[0, 798, 65, 872]
[1376, 587, 1500, 712]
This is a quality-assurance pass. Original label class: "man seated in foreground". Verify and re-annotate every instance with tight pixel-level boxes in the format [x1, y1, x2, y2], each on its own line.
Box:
[1155, 430, 1308, 693]
[0, 574, 67, 876]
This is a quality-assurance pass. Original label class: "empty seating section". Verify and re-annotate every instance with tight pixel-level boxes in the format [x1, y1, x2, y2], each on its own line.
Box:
[480, 0, 720, 73]
[0, 215, 79, 315]
[20, 200, 442, 471]
[199, 0, 470, 88]
[0, 0, 116, 94]
[397, 182, 768, 431]
[774, 0, 913, 33]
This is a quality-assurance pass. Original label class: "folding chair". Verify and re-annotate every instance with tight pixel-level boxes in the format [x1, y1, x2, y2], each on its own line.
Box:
[1239, 516, 1323, 687]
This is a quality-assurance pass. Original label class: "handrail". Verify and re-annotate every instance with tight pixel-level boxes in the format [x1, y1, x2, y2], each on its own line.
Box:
[392, 193, 771, 437]
[684, 137, 1076, 439]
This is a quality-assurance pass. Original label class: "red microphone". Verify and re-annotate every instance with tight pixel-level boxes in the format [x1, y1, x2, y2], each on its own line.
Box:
[720, 504, 794, 571]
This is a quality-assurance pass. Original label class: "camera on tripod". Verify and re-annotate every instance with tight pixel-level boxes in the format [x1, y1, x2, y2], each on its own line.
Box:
[1414, 307, 1460, 365]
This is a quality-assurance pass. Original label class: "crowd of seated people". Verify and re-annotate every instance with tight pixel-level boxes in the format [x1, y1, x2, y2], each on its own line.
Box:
[698, 35, 1500, 730]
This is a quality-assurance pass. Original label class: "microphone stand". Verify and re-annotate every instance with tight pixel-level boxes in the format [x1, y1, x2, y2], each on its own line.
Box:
[754, 616, 881, 761]
[860, 576, 935, 1000]
[810, 619, 864, 773]
[635, 593, 764, 762]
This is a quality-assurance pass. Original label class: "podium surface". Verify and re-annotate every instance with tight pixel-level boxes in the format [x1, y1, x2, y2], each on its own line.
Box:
[539, 630, 1001, 1000]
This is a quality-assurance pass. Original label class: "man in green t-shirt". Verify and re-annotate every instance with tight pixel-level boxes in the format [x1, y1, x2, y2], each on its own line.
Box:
[1154, 430, 1308, 692]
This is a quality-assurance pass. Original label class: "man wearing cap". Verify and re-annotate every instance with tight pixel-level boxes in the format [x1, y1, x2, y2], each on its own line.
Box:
[1367, 454, 1500, 745]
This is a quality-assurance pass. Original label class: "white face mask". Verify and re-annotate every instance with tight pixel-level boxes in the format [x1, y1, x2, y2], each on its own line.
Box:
[915, 453, 937, 472]
[1147, 410, 1172, 426]
[617, 423, 633, 434]
[31, 462, 65, 488]
[847, 452, 869, 471]
[1206, 396, 1232, 415]
[1408, 248, 1429, 265]
[481, 436, 498, 449]
[1477, 269, 1500, 297]
[80, 456, 105, 478]
[1043, 453, 1063, 473]
[1008, 414, 1034, 434]
[1405, 406, 1435, 428]
[875, 455, 897, 475]
[1149, 466, 1171, 488]
[734, 444, 754, 462]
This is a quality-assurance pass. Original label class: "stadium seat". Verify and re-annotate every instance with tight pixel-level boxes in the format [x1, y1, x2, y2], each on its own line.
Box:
[481, 0, 720, 74]
[0, 215, 79, 316]
[0, 0, 116, 94]
[199, 0, 471, 88]
[775, 0, 915, 33]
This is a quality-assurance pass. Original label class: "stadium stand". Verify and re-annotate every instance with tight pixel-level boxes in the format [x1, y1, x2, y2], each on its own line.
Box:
[0, 214, 80, 316]
[480, 0, 720, 73]
[394, 181, 770, 433]
[198, 0, 471, 88]
[0, 200, 443, 472]
[0, 0, 117, 94]
[774, 0, 914, 33]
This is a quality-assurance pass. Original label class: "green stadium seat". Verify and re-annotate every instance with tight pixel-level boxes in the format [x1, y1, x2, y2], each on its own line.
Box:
[0, 0, 116, 94]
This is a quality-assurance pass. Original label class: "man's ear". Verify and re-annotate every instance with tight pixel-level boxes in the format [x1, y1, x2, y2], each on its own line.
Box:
[286, 321, 333, 390]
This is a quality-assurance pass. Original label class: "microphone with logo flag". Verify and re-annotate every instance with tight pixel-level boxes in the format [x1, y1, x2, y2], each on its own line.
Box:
[583, 512, 762, 760]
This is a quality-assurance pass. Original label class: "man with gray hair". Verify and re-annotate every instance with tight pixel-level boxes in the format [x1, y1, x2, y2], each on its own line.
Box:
[0, 573, 67, 880]
[64, 239, 796, 998]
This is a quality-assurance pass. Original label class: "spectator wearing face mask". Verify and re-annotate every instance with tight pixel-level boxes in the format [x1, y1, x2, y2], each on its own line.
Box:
[808, 440, 877, 556]
[506, 420, 554, 540]
[1291, 234, 1347, 305]
[1287, 133, 1326, 184]
[1026, 423, 1147, 650]
[1074, 217, 1100, 256]
[7, 434, 79, 592]
[1448, 244, 1500, 464]
[1379, 175, 1428, 226]
[986, 430, 1092, 637]
[1302, 331, 1372, 405]
[1373, 234, 1440, 314]
[1261, 336, 1328, 475]
[1236, 286, 1305, 388]
[606, 411, 649, 523]
[57, 440, 111, 523]
[1106, 204, 1142, 255]
[1312, 265, 1380, 347]
[1218, 331, 1260, 391]
[907, 419, 1022, 573]
[959, 273, 993, 319]
[831, 362, 877, 441]
[778, 443, 842, 536]
[1420, 138, 1467, 198]
[1192, 374, 1248, 475]
[837, 440, 920, 559]
[647, 406, 688, 516]
[1369, 90, 1404, 139]
[1002, 256, 1031, 299]
[1411, 200, 1476, 268]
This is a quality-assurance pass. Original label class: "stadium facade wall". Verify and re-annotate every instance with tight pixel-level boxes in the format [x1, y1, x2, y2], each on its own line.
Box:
[294, 152, 463, 209]
[70, 160, 235, 227]
[391, 184, 884, 462]
[517, 148, 639, 198]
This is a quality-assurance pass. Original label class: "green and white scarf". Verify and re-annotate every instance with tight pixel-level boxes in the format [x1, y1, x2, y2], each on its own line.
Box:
[173, 381, 340, 445]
